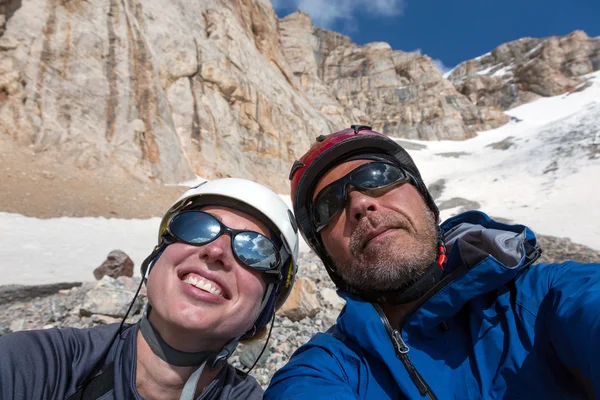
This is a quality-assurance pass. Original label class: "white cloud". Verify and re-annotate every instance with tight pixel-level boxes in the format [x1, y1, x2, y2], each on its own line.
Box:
[433, 58, 452, 75]
[271, 0, 405, 28]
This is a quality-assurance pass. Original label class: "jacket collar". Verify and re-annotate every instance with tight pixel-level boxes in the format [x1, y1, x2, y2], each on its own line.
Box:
[336, 211, 540, 341]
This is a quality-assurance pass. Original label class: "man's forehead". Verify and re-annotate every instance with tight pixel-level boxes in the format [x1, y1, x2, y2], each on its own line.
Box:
[312, 159, 372, 200]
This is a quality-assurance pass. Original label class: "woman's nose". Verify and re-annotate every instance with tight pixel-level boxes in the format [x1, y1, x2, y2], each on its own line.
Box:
[197, 234, 233, 270]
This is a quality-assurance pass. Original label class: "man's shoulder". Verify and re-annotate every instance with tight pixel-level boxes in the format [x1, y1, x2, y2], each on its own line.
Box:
[517, 260, 599, 285]
[287, 324, 365, 367]
[265, 325, 367, 399]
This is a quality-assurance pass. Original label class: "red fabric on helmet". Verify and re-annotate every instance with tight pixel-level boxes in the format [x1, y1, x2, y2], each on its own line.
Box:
[288, 125, 441, 302]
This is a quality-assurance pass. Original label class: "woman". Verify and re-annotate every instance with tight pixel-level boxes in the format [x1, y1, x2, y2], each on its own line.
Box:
[0, 178, 299, 400]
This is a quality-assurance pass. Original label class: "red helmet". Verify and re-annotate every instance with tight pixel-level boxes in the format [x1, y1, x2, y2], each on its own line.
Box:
[289, 125, 439, 293]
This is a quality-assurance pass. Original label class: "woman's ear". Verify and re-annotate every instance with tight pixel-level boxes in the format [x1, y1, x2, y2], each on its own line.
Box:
[239, 325, 268, 345]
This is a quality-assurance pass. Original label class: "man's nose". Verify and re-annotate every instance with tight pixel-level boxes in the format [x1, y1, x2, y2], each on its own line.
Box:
[346, 187, 379, 223]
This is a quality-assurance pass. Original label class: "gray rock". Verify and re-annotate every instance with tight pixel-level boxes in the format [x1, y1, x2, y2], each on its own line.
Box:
[486, 136, 516, 150]
[436, 151, 470, 158]
[80, 277, 144, 318]
[238, 340, 271, 369]
[0, 282, 82, 305]
[428, 179, 446, 201]
[438, 197, 481, 212]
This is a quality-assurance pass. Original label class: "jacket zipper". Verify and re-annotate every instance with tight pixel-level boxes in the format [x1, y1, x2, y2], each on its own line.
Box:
[374, 304, 438, 400]
[372, 242, 541, 399]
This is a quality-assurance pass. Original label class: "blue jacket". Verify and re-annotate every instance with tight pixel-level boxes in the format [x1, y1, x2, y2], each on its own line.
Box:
[266, 211, 600, 399]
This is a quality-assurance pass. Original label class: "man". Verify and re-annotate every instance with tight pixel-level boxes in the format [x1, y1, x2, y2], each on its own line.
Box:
[265, 125, 600, 399]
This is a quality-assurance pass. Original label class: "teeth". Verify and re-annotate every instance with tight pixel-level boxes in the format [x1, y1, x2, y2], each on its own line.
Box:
[183, 274, 223, 297]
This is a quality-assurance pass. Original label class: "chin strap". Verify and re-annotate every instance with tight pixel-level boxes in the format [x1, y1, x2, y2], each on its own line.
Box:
[140, 307, 240, 400]
[138, 242, 278, 398]
[374, 261, 444, 305]
[139, 307, 221, 367]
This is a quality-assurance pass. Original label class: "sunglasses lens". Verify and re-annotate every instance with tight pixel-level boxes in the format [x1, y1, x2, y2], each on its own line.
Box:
[233, 232, 278, 270]
[352, 163, 405, 189]
[169, 212, 221, 244]
[313, 183, 346, 229]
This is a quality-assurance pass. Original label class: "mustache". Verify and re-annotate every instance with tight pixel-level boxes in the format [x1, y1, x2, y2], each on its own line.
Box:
[349, 212, 412, 256]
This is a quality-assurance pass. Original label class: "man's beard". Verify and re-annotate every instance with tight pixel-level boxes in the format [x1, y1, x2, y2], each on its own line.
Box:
[332, 203, 438, 292]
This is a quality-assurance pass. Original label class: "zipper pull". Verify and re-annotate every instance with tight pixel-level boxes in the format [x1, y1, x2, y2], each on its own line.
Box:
[392, 330, 410, 354]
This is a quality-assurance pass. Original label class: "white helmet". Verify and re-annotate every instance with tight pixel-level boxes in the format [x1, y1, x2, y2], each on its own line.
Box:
[146, 178, 299, 335]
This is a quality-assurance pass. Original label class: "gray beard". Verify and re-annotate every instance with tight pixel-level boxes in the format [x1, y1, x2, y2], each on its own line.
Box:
[333, 204, 438, 292]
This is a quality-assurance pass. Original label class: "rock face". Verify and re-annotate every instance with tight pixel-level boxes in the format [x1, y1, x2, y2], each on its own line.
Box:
[279, 12, 507, 140]
[0, 0, 597, 192]
[0, 0, 331, 192]
[447, 31, 600, 110]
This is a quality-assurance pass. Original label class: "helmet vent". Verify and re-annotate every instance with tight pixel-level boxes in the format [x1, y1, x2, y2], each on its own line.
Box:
[351, 124, 372, 134]
[288, 210, 298, 233]
[288, 160, 306, 180]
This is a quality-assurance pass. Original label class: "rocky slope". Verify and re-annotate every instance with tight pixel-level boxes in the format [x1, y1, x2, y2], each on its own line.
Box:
[446, 30, 600, 110]
[1, 238, 599, 387]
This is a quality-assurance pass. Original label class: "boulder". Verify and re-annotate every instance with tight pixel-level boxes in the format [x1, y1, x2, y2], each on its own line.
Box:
[277, 278, 321, 322]
[93, 250, 134, 280]
[80, 276, 144, 318]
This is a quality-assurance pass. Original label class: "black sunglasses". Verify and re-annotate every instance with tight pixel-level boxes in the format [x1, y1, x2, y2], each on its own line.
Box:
[312, 162, 413, 232]
[165, 210, 283, 274]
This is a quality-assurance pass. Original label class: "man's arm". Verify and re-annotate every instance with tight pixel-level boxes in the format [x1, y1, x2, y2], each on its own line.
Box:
[265, 338, 360, 400]
[541, 261, 600, 398]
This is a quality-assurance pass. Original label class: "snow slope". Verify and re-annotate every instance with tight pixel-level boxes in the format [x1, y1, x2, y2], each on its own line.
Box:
[398, 70, 600, 250]
[1, 72, 598, 286]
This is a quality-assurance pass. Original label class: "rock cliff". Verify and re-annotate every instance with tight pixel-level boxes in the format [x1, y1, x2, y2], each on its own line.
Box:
[446, 30, 600, 110]
[0, 1, 597, 191]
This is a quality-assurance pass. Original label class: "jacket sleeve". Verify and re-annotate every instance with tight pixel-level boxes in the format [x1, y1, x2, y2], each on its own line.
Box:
[541, 261, 600, 398]
[0, 325, 117, 399]
[265, 340, 360, 400]
[0, 329, 65, 399]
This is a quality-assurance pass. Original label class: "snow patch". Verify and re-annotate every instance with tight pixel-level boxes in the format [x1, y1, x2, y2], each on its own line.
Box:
[1, 71, 599, 285]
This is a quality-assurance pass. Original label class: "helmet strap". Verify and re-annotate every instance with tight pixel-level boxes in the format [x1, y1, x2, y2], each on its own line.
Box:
[243, 312, 276, 376]
[139, 282, 275, 368]
[139, 306, 221, 367]
[372, 261, 443, 305]
[341, 236, 446, 306]
[242, 283, 274, 337]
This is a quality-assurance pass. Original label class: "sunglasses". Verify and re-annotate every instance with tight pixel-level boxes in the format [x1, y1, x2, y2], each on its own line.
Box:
[165, 210, 283, 274]
[312, 162, 413, 232]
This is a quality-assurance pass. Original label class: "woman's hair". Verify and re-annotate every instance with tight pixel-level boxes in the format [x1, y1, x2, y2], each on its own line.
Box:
[239, 325, 269, 344]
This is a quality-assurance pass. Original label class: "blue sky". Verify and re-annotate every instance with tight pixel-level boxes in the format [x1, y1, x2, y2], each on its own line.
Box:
[271, 0, 600, 73]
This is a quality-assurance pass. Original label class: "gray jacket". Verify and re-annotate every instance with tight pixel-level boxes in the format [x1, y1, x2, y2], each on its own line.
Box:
[0, 323, 263, 399]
